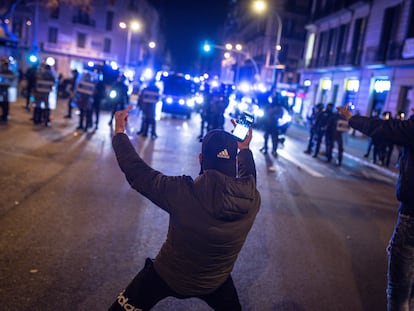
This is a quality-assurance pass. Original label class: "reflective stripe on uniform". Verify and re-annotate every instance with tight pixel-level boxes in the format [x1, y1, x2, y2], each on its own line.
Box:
[77, 81, 95, 96]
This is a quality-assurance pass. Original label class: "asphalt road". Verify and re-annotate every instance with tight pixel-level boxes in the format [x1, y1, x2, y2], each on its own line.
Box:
[0, 99, 398, 311]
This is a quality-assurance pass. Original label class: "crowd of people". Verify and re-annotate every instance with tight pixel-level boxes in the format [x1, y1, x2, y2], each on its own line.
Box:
[303, 102, 349, 166]
[3, 58, 414, 309]
[303, 101, 408, 169]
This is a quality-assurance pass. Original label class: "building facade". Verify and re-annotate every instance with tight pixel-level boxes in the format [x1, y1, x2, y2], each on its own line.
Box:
[299, 0, 414, 121]
[7, 0, 161, 79]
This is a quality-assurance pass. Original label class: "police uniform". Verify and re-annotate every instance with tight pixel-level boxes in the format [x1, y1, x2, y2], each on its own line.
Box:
[0, 60, 15, 122]
[74, 74, 95, 131]
[138, 83, 160, 138]
[33, 64, 56, 126]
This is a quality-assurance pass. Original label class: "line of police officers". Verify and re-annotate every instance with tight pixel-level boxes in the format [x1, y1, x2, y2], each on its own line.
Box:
[304, 102, 349, 166]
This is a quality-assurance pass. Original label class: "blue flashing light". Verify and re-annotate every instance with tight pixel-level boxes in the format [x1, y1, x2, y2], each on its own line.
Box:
[28, 54, 39, 64]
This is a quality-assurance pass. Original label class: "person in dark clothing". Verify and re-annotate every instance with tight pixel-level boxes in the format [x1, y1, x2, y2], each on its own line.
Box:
[108, 74, 129, 126]
[0, 59, 15, 122]
[208, 87, 229, 131]
[312, 103, 334, 158]
[64, 69, 79, 119]
[137, 81, 160, 139]
[363, 109, 380, 159]
[92, 75, 106, 130]
[109, 106, 260, 311]
[25, 64, 37, 111]
[338, 104, 414, 311]
[304, 103, 324, 155]
[260, 102, 284, 157]
[32, 63, 56, 127]
[74, 72, 95, 131]
[325, 110, 349, 166]
[198, 83, 212, 139]
[379, 111, 394, 167]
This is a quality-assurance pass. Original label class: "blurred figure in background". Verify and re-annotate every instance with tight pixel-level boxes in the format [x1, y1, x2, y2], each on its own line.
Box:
[108, 74, 129, 126]
[304, 103, 324, 155]
[74, 72, 95, 131]
[312, 103, 334, 158]
[32, 63, 56, 127]
[137, 80, 160, 139]
[394, 111, 406, 167]
[92, 72, 106, 130]
[260, 101, 284, 157]
[198, 83, 211, 140]
[325, 107, 349, 166]
[64, 69, 79, 119]
[380, 111, 394, 167]
[208, 84, 229, 131]
[24, 64, 37, 111]
[0, 58, 15, 122]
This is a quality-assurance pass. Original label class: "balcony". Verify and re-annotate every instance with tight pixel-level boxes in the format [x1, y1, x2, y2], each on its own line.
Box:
[365, 41, 403, 64]
[72, 16, 96, 27]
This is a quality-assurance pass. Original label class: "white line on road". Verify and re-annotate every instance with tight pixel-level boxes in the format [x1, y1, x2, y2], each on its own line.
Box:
[277, 149, 325, 178]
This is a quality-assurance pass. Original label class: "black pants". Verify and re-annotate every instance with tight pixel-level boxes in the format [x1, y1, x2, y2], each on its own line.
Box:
[0, 99, 9, 121]
[109, 258, 242, 311]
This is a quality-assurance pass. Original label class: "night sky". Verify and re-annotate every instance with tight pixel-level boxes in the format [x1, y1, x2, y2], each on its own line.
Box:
[148, 0, 232, 73]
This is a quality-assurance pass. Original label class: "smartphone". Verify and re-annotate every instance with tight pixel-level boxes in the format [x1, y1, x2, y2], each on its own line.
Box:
[232, 112, 254, 141]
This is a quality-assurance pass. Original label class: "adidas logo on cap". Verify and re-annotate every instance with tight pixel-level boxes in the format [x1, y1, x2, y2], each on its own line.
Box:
[217, 149, 230, 159]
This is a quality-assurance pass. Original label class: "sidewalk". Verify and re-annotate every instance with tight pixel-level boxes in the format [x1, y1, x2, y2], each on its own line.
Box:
[288, 121, 400, 179]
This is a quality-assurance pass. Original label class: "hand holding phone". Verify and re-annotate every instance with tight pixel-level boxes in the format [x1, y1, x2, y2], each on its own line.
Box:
[232, 112, 254, 141]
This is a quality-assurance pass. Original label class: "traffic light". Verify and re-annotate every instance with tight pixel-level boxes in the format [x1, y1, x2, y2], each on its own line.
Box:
[203, 42, 212, 53]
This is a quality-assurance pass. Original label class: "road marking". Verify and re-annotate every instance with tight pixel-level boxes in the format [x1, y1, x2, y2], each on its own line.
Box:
[277, 149, 325, 178]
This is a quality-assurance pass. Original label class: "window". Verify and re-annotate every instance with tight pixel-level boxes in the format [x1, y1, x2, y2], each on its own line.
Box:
[50, 6, 60, 19]
[104, 38, 111, 53]
[407, 1, 414, 38]
[379, 5, 401, 60]
[48, 27, 58, 43]
[77, 32, 86, 48]
[106, 11, 114, 31]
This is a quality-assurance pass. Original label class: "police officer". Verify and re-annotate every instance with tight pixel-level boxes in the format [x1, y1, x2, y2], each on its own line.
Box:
[260, 101, 284, 157]
[108, 74, 129, 126]
[198, 83, 212, 139]
[33, 62, 56, 126]
[74, 72, 95, 131]
[0, 58, 15, 122]
[64, 69, 79, 119]
[137, 80, 160, 139]
[92, 72, 106, 130]
[304, 103, 324, 155]
[208, 85, 229, 131]
[325, 108, 349, 166]
[25, 64, 37, 111]
[312, 103, 334, 158]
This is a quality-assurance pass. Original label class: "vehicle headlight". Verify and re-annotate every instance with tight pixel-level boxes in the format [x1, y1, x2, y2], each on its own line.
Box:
[255, 109, 264, 118]
[186, 99, 195, 107]
[109, 90, 117, 99]
[178, 98, 185, 105]
[237, 102, 248, 111]
[166, 97, 173, 104]
[195, 95, 204, 104]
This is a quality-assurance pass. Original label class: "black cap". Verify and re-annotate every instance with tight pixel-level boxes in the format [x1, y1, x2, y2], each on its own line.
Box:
[201, 129, 238, 177]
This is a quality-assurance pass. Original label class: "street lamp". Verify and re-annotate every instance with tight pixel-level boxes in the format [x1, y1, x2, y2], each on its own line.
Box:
[204, 42, 260, 84]
[252, 0, 283, 92]
[119, 20, 141, 67]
